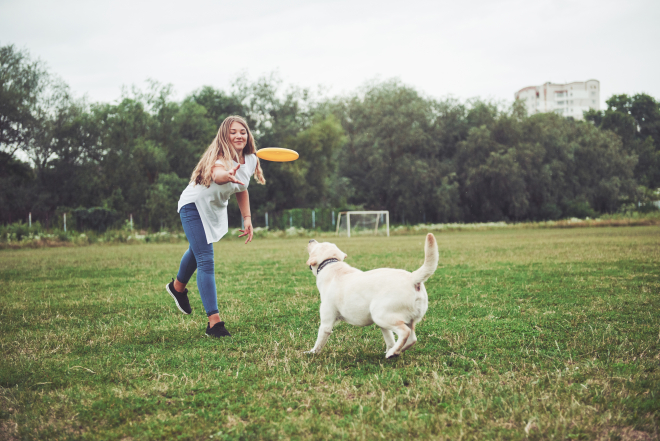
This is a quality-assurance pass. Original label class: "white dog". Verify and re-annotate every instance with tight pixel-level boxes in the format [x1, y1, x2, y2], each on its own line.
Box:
[305, 234, 438, 358]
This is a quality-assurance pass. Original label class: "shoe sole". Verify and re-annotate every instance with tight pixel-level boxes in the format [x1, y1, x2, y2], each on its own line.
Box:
[166, 283, 191, 315]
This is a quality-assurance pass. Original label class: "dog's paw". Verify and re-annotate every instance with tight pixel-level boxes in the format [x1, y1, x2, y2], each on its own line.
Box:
[303, 349, 316, 354]
[385, 350, 400, 359]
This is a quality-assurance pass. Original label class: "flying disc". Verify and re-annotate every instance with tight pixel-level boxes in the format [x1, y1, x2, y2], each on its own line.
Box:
[256, 147, 299, 162]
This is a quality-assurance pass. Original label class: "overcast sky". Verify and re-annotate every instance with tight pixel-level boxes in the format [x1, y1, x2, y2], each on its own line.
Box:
[1, 0, 659, 108]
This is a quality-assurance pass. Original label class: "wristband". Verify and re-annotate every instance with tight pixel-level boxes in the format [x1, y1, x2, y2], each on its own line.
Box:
[243, 215, 251, 219]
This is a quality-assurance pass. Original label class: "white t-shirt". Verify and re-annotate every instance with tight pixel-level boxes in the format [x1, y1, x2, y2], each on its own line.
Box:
[177, 154, 257, 243]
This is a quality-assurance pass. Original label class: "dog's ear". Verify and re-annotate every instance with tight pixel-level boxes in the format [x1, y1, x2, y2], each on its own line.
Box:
[306, 257, 317, 267]
[307, 240, 318, 267]
[333, 251, 347, 261]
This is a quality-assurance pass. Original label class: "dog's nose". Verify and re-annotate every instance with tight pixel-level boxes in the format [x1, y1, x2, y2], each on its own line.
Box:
[309, 239, 315, 243]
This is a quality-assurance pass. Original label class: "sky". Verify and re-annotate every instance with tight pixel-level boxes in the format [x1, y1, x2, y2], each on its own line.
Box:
[1, 0, 659, 109]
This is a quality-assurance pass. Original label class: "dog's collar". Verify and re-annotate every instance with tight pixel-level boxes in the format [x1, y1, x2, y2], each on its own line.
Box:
[310, 258, 339, 274]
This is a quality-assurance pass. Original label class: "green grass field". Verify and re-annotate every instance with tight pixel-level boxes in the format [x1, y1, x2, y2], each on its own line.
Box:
[1, 227, 659, 440]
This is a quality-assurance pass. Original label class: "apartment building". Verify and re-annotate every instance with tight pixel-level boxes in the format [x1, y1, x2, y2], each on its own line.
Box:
[514, 80, 600, 120]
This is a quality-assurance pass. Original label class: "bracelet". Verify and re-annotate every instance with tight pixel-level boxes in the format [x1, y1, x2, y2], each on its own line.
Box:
[243, 215, 251, 219]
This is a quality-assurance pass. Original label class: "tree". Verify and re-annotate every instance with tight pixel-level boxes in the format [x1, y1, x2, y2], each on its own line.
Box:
[457, 126, 528, 221]
[0, 44, 47, 162]
[1, 45, 107, 224]
[187, 86, 245, 128]
[571, 123, 637, 213]
[1, 52, 654, 228]
[145, 172, 188, 230]
[586, 94, 660, 189]
[336, 80, 446, 223]
[91, 97, 164, 226]
[275, 114, 346, 208]
[0, 151, 34, 224]
[228, 74, 319, 213]
[167, 99, 216, 179]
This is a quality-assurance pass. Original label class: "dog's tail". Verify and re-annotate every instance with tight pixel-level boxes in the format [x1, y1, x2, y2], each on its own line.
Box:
[411, 233, 439, 286]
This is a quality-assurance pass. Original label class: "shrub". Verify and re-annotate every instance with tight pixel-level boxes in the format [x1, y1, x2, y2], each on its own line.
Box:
[0, 221, 45, 242]
[72, 207, 122, 232]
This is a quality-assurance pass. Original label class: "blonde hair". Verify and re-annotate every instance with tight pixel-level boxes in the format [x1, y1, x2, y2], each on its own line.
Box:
[190, 115, 266, 187]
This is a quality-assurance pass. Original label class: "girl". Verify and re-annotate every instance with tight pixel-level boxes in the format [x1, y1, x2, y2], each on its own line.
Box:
[165, 115, 266, 337]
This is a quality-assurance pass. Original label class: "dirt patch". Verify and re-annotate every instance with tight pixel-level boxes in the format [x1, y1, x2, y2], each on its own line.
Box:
[0, 420, 19, 441]
[598, 427, 656, 441]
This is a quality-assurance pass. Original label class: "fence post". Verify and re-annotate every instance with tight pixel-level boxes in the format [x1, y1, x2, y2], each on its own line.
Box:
[64, 213, 66, 232]
[289, 214, 292, 228]
[29, 212, 31, 228]
[312, 210, 315, 229]
[265, 212, 268, 228]
[332, 211, 335, 227]
[130, 214, 133, 231]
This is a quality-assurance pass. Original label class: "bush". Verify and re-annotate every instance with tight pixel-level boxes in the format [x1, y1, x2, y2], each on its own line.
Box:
[563, 200, 598, 219]
[638, 202, 660, 213]
[72, 207, 122, 232]
[0, 220, 45, 242]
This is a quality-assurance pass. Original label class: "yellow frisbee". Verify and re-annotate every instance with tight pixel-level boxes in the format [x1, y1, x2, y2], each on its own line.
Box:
[256, 147, 299, 162]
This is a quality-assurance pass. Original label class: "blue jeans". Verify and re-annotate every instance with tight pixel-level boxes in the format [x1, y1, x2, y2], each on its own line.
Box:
[177, 203, 218, 317]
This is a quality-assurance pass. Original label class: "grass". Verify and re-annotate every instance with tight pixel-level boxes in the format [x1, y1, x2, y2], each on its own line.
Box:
[1, 227, 659, 440]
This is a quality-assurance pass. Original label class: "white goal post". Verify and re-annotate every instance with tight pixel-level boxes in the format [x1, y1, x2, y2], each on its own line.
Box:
[335, 211, 389, 237]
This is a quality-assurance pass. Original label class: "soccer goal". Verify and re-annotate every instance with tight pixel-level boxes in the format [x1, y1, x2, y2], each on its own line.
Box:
[335, 211, 389, 237]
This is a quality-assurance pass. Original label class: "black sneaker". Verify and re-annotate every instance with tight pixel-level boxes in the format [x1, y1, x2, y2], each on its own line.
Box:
[206, 321, 231, 338]
[165, 278, 192, 315]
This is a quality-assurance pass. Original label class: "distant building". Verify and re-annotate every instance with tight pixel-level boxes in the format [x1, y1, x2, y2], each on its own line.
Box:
[514, 80, 600, 120]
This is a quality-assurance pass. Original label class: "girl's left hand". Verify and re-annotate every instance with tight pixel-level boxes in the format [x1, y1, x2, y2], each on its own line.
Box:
[238, 217, 253, 244]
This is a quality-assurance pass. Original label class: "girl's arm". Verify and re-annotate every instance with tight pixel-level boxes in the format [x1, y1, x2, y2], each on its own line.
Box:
[212, 164, 245, 186]
[235, 190, 253, 244]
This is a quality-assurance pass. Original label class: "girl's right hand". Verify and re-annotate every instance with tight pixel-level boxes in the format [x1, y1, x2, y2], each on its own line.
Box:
[213, 164, 245, 186]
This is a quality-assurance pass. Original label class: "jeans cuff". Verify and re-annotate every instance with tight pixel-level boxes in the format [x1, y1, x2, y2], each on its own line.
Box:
[206, 309, 219, 317]
[176, 274, 191, 285]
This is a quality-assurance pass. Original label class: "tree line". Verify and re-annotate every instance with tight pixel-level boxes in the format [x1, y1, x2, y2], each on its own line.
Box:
[2, 44, 659, 231]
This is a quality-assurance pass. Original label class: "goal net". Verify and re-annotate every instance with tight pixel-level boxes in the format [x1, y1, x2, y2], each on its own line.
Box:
[336, 211, 389, 237]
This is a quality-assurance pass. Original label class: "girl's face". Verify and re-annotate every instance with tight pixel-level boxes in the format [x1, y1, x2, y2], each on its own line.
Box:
[228, 121, 248, 154]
